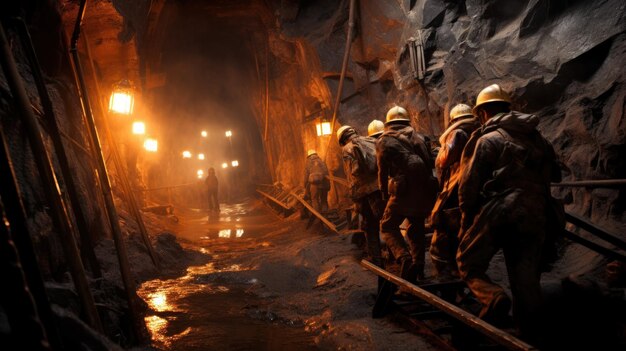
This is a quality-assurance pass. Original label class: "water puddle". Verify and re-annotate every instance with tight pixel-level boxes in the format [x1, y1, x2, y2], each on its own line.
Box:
[138, 257, 318, 350]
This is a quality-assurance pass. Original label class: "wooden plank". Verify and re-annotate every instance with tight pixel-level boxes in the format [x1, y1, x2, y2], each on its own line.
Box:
[290, 191, 341, 234]
[361, 260, 538, 351]
[565, 212, 626, 251]
[256, 189, 291, 211]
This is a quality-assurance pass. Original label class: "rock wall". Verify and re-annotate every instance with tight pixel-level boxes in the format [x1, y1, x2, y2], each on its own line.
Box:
[263, 0, 625, 229]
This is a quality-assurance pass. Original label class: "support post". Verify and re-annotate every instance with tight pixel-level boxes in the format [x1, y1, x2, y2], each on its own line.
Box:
[69, 0, 146, 341]
[0, 23, 103, 332]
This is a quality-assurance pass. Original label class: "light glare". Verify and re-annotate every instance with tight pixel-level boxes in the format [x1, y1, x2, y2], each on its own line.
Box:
[144, 138, 158, 152]
[198, 153, 205, 160]
[221, 162, 228, 169]
[109, 92, 134, 115]
[225, 130, 232, 137]
[132, 121, 145, 135]
[231, 160, 239, 167]
[201, 130, 208, 137]
[182, 150, 192, 158]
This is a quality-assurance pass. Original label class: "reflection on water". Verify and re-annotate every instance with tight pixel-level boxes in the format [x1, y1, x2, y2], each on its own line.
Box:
[138, 260, 317, 350]
[219, 229, 231, 238]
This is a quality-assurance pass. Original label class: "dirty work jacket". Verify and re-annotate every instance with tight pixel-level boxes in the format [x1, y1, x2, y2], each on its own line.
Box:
[376, 123, 436, 217]
[304, 154, 330, 189]
[430, 117, 481, 222]
[458, 111, 561, 230]
[342, 135, 379, 200]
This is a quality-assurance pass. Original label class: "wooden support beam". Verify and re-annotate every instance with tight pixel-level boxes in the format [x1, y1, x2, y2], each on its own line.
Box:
[290, 191, 341, 234]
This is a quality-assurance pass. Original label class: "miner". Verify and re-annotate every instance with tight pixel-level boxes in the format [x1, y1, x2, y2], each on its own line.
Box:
[376, 106, 437, 281]
[304, 150, 330, 213]
[367, 119, 384, 139]
[456, 84, 561, 339]
[337, 125, 384, 265]
[429, 104, 481, 279]
[205, 167, 219, 214]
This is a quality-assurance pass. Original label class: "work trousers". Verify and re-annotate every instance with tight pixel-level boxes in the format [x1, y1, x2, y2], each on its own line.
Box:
[207, 190, 219, 212]
[457, 191, 546, 339]
[380, 207, 426, 271]
[354, 191, 386, 263]
[309, 183, 329, 213]
[430, 207, 461, 276]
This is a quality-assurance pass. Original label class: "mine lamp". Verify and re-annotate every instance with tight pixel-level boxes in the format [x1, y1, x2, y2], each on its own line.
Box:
[316, 119, 332, 136]
[231, 160, 239, 167]
[132, 121, 145, 135]
[182, 150, 192, 158]
[201, 130, 208, 137]
[197, 169, 204, 179]
[108, 80, 134, 115]
[198, 153, 205, 160]
[225, 130, 232, 138]
[221, 162, 229, 169]
[144, 138, 158, 152]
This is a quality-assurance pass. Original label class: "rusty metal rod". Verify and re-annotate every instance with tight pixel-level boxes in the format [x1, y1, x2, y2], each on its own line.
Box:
[565, 211, 626, 251]
[81, 32, 159, 268]
[12, 17, 102, 279]
[69, 0, 144, 341]
[360, 260, 538, 351]
[563, 230, 626, 262]
[0, 122, 62, 349]
[552, 179, 626, 187]
[326, 0, 357, 160]
[0, 23, 103, 332]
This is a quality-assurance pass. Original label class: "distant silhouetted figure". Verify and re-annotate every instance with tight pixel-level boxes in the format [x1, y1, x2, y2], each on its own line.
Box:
[205, 168, 219, 213]
[304, 150, 330, 213]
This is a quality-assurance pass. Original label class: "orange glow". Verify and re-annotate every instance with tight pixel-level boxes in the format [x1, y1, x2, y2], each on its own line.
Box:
[221, 162, 228, 169]
[109, 92, 134, 115]
[198, 153, 205, 160]
[182, 150, 192, 158]
[231, 160, 239, 167]
[132, 121, 145, 135]
[144, 138, 158, 152]
[201, 130, 208, 137]
[197, 169, 204, 178]
[225, 130, 232, 137]
[316, 121, 331, 136]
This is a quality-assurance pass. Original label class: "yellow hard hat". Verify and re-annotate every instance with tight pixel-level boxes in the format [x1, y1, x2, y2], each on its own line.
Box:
[449, 104, 474, 121]
[307, 149, 317, 157]
[336, 125, 355, 142]
[367, 119, 384, 137]
[473, 84, 511, 113]
[385, 106, 410, 125]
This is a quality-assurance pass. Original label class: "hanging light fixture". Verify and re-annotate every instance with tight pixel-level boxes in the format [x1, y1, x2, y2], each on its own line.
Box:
[132, 121, 145, 135]
[144, 138, 158, 152]
[108, 80, 135, 115]
[198, 153, 205, 160]
[225, 130, 232, 138]
[201, 130, 208, 137]
[182, 150, 192, 158]
[221, 162, 229, 169]
[197, 169, 204, 179]
[316, 118, 331, 136]
[231, 160, 239, 167]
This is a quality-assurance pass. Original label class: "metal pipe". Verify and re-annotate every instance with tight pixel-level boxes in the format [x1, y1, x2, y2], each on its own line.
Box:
[563, 230, 626, 262]
[565, 211, 626, 251]
[69, 0, 145, 341]
[0, 23, 103, 332]
[361, 260, 538, 351]
[11, 17, 102, 279]
[552, 179, 626, 187]
[325, 0, 357, 160]
[0, 122, 62, 349]
[81, 32, 159, 268]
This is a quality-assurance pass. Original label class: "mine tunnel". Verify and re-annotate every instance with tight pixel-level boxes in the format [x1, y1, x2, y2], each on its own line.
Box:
[0, 0, 625, 350]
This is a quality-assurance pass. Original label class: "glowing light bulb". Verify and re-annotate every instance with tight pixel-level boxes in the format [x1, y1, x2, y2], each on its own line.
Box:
[201, 130, 208, 137]
[198, 153, 205, 160]
[231, 160, 239, 167]
[182, 150, 192, 158]
[144, 138, 158, 152]
[225, 130, 232, 137]
[132, 121, 145, 135]
[197, 169, 204, 178]
[221, 162, 228, 169]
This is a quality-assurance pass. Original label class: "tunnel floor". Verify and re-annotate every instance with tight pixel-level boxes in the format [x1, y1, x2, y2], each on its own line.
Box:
[136, 199, 438, 350]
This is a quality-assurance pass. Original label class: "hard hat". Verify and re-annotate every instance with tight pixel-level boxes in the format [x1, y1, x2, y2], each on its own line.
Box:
[307, 149, 317, 157]
[367, 120, 384, 137]
[449, 104, 474, 121]
[385, 106, 410, 125]
[473, 84, 511, 113]
[336, 125, 356, 142]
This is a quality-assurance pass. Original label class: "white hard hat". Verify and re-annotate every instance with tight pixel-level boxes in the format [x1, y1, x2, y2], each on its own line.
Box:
[307, 149, 317, 157]
[367, 120, 384, 137]
[385, 106, 410, 125]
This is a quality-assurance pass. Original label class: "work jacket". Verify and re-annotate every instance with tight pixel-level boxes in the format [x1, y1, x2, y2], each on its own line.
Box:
[205, 174, 218, 192]
[430, 117, 481, 222]
[304, 154, 330, 189]
[341, 135, 379, 200]
[458, 111, 561, 230]
[376, 123, 437, 216]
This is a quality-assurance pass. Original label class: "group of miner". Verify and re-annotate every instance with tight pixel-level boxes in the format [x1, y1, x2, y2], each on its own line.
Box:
[303, 84, 562, 341]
